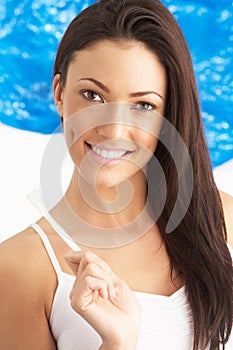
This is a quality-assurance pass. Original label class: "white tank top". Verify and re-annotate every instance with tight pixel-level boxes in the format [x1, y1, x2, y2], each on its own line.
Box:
[31, 223, 233, 350]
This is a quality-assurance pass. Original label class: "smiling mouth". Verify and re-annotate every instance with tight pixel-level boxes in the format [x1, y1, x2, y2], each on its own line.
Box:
[85, 142, 133, 160]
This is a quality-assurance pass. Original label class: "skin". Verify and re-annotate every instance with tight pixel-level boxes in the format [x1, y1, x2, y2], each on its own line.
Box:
[0, 40, 233, 350]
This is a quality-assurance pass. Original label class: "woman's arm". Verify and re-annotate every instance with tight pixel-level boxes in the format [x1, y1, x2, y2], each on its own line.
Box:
[219, 190, 233, 248]
[0, 231, 56, 350]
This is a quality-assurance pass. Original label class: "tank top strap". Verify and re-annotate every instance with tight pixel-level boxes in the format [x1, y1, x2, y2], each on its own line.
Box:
[27, 189, 81, 252]
[30, 223, 63, 280]
[54, 229, 81, 251]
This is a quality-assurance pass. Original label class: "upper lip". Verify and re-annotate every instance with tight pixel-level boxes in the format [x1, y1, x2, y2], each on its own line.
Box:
[86, 141, 136, 153]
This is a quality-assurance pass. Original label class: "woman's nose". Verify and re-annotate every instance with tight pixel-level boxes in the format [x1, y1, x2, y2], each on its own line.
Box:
[97, 122, 130, 139]
[96, 103, 131, 139]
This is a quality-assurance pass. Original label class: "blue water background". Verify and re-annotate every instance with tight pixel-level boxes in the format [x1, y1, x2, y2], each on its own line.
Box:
[0, 0, 232, 167]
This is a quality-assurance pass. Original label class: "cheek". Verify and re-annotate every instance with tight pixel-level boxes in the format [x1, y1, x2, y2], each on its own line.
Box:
[62, 91, 86, 118]
[135, 131, 158, 154]
[68, 144, 80, 168]
[131, 114, 163, 157]
[66, 137, 86, 169]
[129, 132, 158, 172]
[148, 136, 159, 154]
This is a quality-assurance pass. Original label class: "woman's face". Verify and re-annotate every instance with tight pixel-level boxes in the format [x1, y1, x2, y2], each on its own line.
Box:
[53, 40, 167, 188]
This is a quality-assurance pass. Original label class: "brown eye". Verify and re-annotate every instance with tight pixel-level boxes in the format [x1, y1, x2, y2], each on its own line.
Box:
[82, 90, 103, 102]
[131, 102, 156, 112]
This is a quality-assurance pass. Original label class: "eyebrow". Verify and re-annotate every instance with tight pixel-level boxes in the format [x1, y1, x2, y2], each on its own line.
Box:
[78, 78, 110, 93]
[78, 77, 164, 101]
[130, 91, 163, 100]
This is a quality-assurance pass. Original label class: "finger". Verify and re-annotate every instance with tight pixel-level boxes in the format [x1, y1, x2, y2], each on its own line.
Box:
[80, 251, 112, 274]
[64, 251, 82, 274]
[71, 275, 110, 305]
[71, 264, 115, 301]
[79, 262, 115, 288]
[67, 251, 112, 276]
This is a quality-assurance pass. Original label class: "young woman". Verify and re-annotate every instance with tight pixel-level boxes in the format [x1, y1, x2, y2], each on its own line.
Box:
[0, 1, 232, 349]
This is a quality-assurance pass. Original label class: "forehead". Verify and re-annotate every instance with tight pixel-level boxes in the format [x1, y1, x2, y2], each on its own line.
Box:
[66, 39, 166, 93]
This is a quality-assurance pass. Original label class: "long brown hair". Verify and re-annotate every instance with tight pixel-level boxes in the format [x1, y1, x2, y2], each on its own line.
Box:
[53, 1, 233, 348]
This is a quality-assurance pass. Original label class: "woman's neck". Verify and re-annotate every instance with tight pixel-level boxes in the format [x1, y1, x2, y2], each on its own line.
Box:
[64, 168, 149, 228]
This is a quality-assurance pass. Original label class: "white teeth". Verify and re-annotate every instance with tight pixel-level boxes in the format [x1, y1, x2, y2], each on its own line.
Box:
[92, 146, 127, 159]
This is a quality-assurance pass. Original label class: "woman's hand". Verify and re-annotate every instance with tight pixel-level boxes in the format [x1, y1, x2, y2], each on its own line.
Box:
[65, 251, 142, 349]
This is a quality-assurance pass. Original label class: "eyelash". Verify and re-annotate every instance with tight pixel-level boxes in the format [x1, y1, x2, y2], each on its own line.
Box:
[81, 89, 157, 112]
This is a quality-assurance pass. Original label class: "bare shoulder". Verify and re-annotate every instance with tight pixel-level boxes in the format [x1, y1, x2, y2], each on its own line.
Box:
[219, 190, 233, 248]
[0, 227, 41, 279]
[0, 225, 55, 281]
[0, 226, 57, 349]
[0, 225, 57, 308]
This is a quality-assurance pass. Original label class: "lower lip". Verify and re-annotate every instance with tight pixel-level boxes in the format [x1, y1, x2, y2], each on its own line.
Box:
[88, 148, 131, 167]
